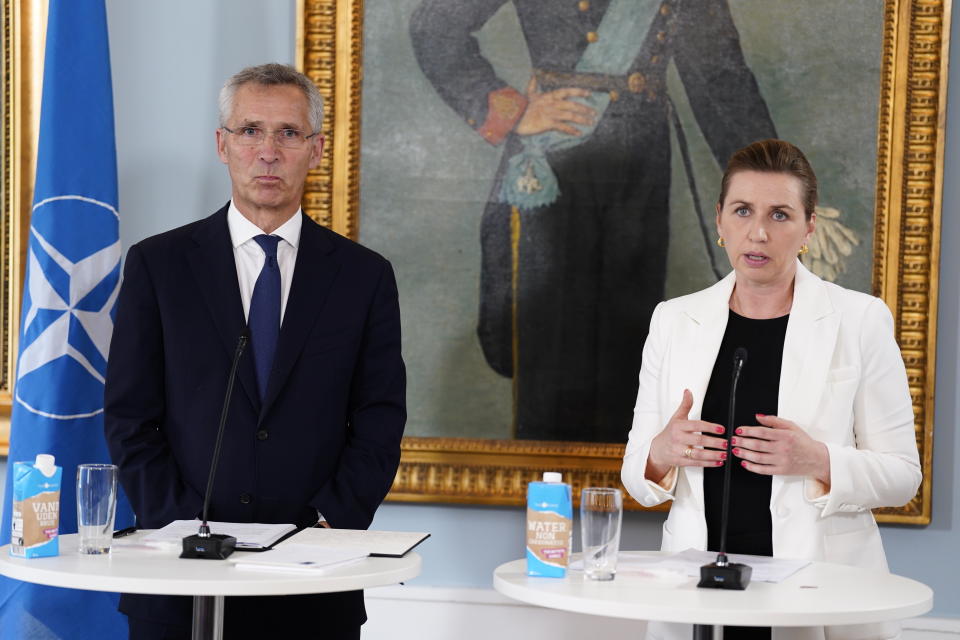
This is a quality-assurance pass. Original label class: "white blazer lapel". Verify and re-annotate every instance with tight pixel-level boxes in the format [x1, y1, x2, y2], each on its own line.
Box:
[773, 262, 839, 503]
[672, 273, 735, 510]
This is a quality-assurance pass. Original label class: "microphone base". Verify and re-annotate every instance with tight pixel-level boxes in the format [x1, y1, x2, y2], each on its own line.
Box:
[180, 533, 237, 559]
[697, 561, 752, 590]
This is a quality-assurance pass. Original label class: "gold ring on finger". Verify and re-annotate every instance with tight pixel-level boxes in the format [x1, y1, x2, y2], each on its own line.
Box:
[683, 447, 693, 458]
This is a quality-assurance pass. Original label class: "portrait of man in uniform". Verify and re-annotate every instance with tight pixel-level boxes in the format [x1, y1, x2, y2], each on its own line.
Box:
[409, 0, 778, 442]
[350, 0, 879, 445]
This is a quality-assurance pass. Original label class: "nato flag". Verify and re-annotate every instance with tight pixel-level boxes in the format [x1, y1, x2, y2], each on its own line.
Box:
[0, 0, 134, 637]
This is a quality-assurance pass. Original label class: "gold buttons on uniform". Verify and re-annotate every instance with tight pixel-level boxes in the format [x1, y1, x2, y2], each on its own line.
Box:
[578, 0, 590, 11]
[586, 31, 599, 43]
[467, 118, 476, 126]
[656, 31, 666, 42]
[660, 4, 670, 14]
[608, 90, 619, 102]
[627, 72, 647, 94]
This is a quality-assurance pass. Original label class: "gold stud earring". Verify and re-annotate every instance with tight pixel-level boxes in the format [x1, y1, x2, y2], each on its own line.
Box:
[717, 237, 725, 248]
[798, 244, 809, 256]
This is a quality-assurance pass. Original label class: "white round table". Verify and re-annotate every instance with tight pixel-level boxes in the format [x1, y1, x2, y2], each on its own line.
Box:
[494, 552, 932, 638]
[0, 532, 421, 640]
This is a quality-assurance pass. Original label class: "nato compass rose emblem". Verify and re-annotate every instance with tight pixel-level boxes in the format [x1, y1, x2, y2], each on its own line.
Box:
[15, 195, 121, 419]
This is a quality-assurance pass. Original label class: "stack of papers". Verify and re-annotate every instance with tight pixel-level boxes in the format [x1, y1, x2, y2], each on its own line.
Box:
[572, 549, 810, 583]
[283, 528, 430, 558]
[230, 544, 370, 573]
[141, 520, 297, 550]
[666, 549, 810, 582]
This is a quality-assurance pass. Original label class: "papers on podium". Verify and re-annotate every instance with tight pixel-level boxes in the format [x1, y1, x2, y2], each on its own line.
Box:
[668, 549, 809, 583]
[230, 544, 370, 573]
[284, 528, 430, 558]
[140, 522, 429, 557]
[572, 550, 810, 583]
[142, 520, 296, 550]
[228, 528, 430, 574]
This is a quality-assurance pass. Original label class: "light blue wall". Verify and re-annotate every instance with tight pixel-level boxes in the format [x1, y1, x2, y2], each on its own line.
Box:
[0, 0, 957, 620]
[105, 0, 297, 249]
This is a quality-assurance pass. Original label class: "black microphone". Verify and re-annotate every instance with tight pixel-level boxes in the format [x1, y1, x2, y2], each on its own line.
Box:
[698, 347, 752, 589]
[181, 330, 249, 559]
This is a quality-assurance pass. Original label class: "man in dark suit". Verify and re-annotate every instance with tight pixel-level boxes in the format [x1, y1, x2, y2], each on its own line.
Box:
[104, 63, 405, 639]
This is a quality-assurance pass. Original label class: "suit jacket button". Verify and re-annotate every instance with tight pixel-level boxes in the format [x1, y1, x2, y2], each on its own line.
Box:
[239, 493, 252, 504]
[578, 0, 590, 11]
[585, 31, 599, 43]
[256, 430, 269, 441]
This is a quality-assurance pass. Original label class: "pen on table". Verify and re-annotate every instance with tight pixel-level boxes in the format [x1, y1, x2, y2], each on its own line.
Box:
[113, 526, 137, 538]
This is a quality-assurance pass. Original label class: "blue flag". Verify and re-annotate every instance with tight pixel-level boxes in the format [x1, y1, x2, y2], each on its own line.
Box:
[0, 1, 134, 637]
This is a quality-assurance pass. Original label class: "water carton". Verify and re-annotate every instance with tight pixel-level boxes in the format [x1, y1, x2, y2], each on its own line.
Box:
[526, 472, 572, 577]
[10, 454, 62, 558]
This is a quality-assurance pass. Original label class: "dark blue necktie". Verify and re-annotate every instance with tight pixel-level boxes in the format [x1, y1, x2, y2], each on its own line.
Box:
[249, 234, 281, 399]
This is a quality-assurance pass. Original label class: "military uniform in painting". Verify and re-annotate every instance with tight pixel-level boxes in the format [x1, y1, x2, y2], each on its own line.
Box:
[411, 0, 776, 442]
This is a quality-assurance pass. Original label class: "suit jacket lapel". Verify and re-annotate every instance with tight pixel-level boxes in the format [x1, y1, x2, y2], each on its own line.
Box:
[778, 263, 838, 423]
[260, 215, 341, 420]
[673, 272, 736, 511]
[185, 205, 261, 414]
[773, 261, 839, 505]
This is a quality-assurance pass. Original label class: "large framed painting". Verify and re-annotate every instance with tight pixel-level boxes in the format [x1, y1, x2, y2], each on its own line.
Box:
[297, 0, 947, 524]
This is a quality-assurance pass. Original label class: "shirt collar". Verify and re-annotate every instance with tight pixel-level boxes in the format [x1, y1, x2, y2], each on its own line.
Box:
[227, 201, 302, 249]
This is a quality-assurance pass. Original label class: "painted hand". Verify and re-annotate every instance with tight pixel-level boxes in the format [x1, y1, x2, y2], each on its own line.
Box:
[731, 414, 831, 485]
[515, 77, 596, 137]
[646, 389, 728, 483]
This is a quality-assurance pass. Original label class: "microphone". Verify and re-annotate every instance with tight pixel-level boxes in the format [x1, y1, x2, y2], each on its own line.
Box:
[181, 330, 249, 559]
[698, 347, 752, 589]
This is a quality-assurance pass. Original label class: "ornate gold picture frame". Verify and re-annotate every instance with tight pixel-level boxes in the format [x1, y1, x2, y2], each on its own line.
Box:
[0, 0, 44, 454]
[297, 0, 947, 525]
[5, 2, 943, 526]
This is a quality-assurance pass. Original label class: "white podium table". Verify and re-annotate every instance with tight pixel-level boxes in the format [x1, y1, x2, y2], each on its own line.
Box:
[0, 532, 421, 640]
[494, 552, 932, 638]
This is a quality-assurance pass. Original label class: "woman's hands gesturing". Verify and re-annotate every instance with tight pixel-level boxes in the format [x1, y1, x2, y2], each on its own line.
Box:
[731, 414, 831, 486]
[645, 389, 729, 484]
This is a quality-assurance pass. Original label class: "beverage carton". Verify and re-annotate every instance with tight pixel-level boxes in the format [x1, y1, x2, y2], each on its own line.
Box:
[526, 472, 572, 577]
[10, 454, 62, 558]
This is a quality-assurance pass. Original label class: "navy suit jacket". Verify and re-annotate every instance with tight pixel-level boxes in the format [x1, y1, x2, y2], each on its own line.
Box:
[104, 204, 406, 627]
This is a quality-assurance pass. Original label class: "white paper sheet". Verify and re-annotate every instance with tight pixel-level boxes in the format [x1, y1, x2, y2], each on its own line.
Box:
[577, 550, 809, 583]
[230, 544, 370, 573]
[283, 528, 429, 557]
[141, 520, 296, 550]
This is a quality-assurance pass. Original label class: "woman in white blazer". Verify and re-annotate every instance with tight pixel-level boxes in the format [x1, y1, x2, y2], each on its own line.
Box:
[621, 140, 921, 640]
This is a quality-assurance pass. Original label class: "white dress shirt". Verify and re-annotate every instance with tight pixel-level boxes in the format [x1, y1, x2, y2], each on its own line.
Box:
[227, 201, 301, 325]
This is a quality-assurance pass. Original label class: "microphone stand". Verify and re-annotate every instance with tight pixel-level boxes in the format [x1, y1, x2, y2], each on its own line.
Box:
[698, 347, 752, 590]
[181, 331, 249, 559]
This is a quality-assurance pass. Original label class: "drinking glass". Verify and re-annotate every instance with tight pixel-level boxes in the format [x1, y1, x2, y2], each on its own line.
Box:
[76, 464, 118, 554]
[580, 487, 622, 581]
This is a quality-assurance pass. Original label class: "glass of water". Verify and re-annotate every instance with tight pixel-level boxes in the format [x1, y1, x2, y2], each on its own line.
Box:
[580, 487, 622, 581]
[76, 464, 118, 554]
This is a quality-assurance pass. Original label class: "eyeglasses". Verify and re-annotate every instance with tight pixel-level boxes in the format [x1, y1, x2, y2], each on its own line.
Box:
[221, 126, 320, 149]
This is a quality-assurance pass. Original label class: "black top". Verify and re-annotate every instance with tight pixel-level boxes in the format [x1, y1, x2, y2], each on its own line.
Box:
[702, 310, 789, 557]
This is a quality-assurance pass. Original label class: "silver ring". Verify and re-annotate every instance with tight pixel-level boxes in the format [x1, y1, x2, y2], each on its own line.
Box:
[683, 447, 693, 459]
